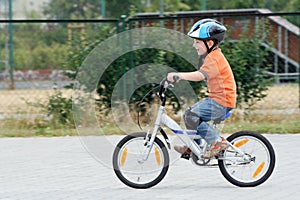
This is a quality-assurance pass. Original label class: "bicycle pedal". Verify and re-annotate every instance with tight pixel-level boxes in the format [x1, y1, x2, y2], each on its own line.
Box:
[216, 151, 225, 158]
[181, 152, 191, 160]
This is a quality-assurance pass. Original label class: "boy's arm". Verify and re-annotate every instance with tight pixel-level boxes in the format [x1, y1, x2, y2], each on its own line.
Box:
[167, 71, 205, 82]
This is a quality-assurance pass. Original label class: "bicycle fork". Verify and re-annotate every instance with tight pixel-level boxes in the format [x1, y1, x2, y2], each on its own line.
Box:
[137, 106, 164, 164]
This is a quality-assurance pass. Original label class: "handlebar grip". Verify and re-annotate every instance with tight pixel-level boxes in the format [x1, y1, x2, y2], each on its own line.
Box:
[173, 75, 180, 82]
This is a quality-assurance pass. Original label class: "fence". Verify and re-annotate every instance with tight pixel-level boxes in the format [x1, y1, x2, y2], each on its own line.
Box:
[0, 12, 299, 130]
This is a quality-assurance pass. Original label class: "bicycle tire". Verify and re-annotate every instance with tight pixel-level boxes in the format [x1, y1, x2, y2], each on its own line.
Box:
[218, 131, 275, 187]
[112, 132, 169, 189]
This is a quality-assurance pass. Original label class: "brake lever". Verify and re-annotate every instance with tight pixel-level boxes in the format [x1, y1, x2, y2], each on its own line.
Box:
[168, 84, 174, 88]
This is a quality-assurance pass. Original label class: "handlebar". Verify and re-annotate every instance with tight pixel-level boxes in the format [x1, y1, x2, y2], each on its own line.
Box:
[173, 75, 180, 82]
[158, 75, 179, 106]
[137, 75, 179, 128]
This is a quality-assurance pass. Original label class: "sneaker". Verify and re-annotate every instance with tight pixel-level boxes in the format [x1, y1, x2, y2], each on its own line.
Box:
[174, 145, 191, 154]
[219, 138, 230, 151]
[204, 137, 229, 158]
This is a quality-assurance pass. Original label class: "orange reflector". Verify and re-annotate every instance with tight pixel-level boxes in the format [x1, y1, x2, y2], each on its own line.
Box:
[154, 147, 161, 166]
[253, 162, 265, 178]
[120, 148, 128, 166]
[234, 139, 249, 148]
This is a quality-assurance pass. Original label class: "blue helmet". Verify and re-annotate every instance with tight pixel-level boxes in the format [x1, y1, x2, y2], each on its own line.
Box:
[188, 19, 227, 44]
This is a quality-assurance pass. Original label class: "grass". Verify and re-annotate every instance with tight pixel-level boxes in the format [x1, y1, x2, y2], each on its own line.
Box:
[0, 120, 298, 138]
[0, 121, 300, 138]
[222, 120, 300, 134]
[0, 128, 77, 138]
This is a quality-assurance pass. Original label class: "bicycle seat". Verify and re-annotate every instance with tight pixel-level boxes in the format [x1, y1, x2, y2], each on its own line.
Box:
[213, 111, 231, 124]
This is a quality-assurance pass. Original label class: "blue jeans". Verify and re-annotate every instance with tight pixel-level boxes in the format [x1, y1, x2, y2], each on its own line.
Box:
[189, 98, 232, 145]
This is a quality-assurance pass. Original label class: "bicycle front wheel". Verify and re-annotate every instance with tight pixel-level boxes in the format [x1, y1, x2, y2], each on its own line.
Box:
[112, 132, 169, 189]
[218, 131, 275, 187]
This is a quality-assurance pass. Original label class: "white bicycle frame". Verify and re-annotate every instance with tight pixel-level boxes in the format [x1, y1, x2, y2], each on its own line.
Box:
[139, 104, 248, 164]
[137, 78, 249, 165]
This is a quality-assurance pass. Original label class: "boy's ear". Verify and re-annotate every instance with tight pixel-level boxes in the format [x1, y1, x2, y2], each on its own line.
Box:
[207, 39, 215, 47]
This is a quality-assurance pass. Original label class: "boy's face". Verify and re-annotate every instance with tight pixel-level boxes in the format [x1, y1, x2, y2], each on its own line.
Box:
[193, 39, 207, 56]
[193, 39, 206, 56]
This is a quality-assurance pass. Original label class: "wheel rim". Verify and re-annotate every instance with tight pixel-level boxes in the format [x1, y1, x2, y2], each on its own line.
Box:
[116, 137, 165, 185]
[222, 136, 272, 184]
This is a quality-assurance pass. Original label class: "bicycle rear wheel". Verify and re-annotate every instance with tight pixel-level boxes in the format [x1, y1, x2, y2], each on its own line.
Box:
[218, 131, 275, 187]
[112, 132, 169, 189]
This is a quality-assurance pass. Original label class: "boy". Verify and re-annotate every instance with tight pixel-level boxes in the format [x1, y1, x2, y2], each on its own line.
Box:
[167, 19, 236, 158]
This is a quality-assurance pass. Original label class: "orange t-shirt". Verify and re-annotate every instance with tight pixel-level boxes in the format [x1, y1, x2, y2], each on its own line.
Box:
[199, 48, 236, 108]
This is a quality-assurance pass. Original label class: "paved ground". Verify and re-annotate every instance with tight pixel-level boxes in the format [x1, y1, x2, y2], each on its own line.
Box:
[0, 134, 299, 200]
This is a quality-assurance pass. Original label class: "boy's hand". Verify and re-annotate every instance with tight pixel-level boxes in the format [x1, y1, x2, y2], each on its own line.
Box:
[167, 73, 181, 83]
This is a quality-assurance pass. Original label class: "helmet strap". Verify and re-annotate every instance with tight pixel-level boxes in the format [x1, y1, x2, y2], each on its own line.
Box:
[203, 40, 210, 53]
[204, 40, 218, 54]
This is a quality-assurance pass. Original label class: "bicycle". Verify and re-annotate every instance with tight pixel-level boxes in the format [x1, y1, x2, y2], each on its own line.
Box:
[112, 77, 276, 189]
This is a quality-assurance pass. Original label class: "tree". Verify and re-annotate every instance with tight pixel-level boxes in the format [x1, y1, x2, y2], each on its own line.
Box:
[43, 0, 144, 19]
[105, 0, 144, 18]
[145, 0, 191, 12]
[43, 0, 299, 26]
[277, 0, 299, 26]
[43, 0, 102, 19]
[182, 0, 299, 26]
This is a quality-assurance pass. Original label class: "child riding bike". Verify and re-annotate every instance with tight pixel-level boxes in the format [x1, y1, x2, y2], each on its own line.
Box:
[167, 19, 237, 158]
